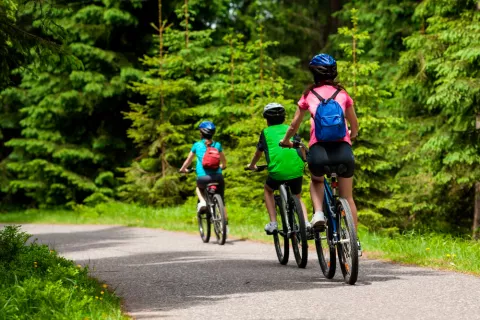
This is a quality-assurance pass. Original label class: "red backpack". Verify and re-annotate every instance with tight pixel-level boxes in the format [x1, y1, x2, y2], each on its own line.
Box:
[202, 141, 221, 170]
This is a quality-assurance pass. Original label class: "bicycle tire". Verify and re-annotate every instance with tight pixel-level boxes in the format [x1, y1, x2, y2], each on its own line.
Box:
[337, 198, 359, 285]
[197, 210, 211, 243]
[273, 195, 289, 265]
[212, 194, 227, 245]
[314, 215, 336, 279]
[290, 195, 308, 268]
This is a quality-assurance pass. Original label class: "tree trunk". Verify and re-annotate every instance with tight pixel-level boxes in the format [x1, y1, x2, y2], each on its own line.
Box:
[323, 0, 343, 44]
[474, 182, 480, 240]
[475, 115, 480, 239]
[158, 0, 167, 178]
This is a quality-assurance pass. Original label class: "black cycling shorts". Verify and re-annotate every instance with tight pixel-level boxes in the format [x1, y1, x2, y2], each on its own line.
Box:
[197, 174, 225, 202]
[265, 176, 303, 195]
[307, 142, 355, 178]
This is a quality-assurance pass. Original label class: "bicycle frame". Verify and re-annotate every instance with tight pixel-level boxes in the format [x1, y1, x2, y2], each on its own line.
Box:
[203, 185, 218, 216]
[323, 176, 340, 244]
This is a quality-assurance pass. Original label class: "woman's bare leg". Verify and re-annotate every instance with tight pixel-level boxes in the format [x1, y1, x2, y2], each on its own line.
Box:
[310, 174, 325, 213]
[338, 177, 357, 229]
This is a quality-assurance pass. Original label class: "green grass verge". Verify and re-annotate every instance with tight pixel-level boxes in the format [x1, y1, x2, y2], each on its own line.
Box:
[0, 225, 128, 320]
[1, 201, 479, 276]
[361, 229, 480, 274]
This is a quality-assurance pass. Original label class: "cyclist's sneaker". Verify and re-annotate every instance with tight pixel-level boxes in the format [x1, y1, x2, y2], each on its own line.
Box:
[197, 201, 207, 214]
[264, 222, 278, 235]
[311, 211, 326, 229]
[357, 240, 363, 257]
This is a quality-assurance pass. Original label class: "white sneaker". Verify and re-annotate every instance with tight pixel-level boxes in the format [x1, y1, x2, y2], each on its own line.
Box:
[311, 211, 326, 229]
[264, 222, 278, 234]
[197, 201, 206, 213]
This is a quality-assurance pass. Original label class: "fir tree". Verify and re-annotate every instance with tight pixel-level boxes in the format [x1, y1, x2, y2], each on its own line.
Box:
[397, 0, 480, 233]
[3, 0, 145, 207]
[120, 1, 221, 205]
[336, 8, 401, 229]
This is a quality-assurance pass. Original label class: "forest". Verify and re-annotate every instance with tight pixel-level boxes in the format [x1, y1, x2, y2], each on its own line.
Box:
[1, 0, 479, 238]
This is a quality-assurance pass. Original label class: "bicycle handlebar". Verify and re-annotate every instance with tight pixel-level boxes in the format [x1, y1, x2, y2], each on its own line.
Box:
[179, 168, 195, 174]
[244, 165, 268, 172]
[279, 138, 308, 151]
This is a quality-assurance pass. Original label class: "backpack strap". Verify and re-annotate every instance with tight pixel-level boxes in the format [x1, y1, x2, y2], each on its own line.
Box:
[326, 89, 342, 103]
[204, 140, 214, 148]
[310, 89, 325, 103]
[208, 141, 218, 149]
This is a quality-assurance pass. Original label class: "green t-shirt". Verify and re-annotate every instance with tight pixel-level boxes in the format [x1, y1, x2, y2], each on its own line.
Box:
[257, 124, 304, 181]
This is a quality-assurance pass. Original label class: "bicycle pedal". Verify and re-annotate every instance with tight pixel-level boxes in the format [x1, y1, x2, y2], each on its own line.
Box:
[313, 225, 326, 232]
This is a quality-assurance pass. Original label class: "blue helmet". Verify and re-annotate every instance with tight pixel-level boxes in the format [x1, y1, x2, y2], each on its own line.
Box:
[309, 53, 336, 67]
[309, 53, 337, 81]
[198, 121, 216, 137]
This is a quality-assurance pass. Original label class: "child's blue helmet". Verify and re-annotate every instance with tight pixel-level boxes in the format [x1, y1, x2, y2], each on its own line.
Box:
[198, 121, 216, 137]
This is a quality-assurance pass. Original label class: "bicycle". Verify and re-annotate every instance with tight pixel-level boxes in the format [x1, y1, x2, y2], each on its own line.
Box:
[245, 165, 308, 268]
[291, 140, 359, 285]
[182, 169, 227, 245]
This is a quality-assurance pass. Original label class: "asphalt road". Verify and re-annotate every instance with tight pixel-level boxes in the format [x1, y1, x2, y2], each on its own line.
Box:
[9, 224, 480, 320]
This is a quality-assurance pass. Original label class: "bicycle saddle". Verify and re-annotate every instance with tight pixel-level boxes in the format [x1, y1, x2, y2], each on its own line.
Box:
[324, 164, 347, 177]
[207, 183, 219, 187]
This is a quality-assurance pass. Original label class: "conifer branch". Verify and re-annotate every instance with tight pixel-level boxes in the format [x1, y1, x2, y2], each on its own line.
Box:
[184, 0, 189, 49]
[230, 36, 235, 104]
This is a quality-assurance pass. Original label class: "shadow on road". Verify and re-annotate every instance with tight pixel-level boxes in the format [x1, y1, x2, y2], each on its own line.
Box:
[28, 226, 443, 317]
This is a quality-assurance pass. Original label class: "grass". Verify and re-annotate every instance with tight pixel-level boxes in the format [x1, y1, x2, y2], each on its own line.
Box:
[361, 229, 480, 275]
[1, 201, 479, 276]
[0, 225, 128, 320]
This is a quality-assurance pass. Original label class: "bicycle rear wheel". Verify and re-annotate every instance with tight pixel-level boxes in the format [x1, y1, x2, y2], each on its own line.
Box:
[314, 214, 336, 279]
[273, 195, 289, 265]
[337, 198, 359, 285]
[212, 194, 227, 245]
[198, 210, 211, 243]
[290, 196, 308, 268]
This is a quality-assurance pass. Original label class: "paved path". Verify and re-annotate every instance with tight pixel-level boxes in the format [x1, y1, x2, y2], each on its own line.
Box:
[9, 224, 480, 320]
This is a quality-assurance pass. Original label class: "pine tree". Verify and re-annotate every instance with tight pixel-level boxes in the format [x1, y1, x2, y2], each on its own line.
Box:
[2, 0, 145, 207]
[120, 1, 221, 206]
[0, 0, 64, 88]
[200, 25, 296, 205]
[397, 0, 480, 234]
[121, 7, 297, 207]
[336, 8, 401, 230]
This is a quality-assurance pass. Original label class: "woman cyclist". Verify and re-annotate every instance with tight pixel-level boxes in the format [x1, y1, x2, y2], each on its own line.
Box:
[279, 53, 359, 234]
[179, 121, 227, 214]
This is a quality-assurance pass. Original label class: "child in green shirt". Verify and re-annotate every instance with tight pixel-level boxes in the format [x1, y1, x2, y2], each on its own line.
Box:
[247, 103, 309, 233]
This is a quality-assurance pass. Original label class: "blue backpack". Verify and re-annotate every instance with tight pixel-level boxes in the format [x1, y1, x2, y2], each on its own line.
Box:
[310, 88, 346, 141]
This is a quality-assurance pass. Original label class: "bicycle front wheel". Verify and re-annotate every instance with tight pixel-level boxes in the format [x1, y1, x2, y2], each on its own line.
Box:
[212, 194, 227, 245]
[290, 196, 308, 268]
[273, 195, 289, 265]
[337, 198, 359, 285]
[198, 210, 211, 243]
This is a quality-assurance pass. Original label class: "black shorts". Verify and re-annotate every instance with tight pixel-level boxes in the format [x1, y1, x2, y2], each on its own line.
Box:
[197, 174, 225, 201]
[265, 176, 303, 195]
[307, 142, 355, 178]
